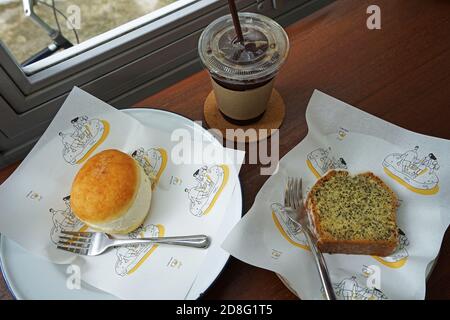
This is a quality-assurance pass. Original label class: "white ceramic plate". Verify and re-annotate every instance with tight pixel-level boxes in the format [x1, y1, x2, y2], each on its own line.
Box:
[0, 108, 243, 300]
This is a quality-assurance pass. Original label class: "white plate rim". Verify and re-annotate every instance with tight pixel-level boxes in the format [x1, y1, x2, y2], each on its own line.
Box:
[0, 107, 243, 300]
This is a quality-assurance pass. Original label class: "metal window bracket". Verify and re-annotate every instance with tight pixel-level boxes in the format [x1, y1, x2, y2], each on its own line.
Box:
[21, 0, 73, 66]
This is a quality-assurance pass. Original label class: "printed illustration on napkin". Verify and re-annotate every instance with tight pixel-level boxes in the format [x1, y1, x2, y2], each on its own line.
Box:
[59, 115, 110, 165]
[382, 146, 440, 195]
[185, 165, 229, 217]
[270, 203, 309, 250]
[49, 195, 87, 244]
[324, 265, 388, 300]
[306, 147, 348, 178]
[131, 147, 167, 190]
[115, 223, 165, 277]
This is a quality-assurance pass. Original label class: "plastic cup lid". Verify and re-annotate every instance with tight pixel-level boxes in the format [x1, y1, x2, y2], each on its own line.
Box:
[198, 12, 289, 84]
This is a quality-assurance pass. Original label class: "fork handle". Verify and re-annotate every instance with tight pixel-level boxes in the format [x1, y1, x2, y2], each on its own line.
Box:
[302, 227, 337, 300]
[110, 235, 210, 249]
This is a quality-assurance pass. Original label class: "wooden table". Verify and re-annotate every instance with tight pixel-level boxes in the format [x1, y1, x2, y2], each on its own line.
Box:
[1, 0, 449, 300]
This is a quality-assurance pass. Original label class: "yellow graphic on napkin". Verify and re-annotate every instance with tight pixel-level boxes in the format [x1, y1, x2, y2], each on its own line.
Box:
[372, 255, 407, 269]
[132, 147, 168, 190]
[59, 116, 110, 165]
[382, 147, 440, 195]
[185, 165, 229, 217]
[115, 224, 165, 276]
[383, 168, 439, 195]
[49, 195, 86, 244]
[306, 159, 321, 179]
[76, 120, 110, 164]
[271, 203, 310, 251]
[306, 147, 347, 178]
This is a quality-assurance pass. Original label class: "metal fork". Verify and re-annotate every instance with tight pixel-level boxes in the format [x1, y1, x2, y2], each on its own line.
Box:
[56, 231, 210, 256]
[284, 177, 337, 300]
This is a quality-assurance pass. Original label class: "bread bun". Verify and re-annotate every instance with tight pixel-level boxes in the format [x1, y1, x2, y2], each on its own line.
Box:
[70, 149, 152, 234]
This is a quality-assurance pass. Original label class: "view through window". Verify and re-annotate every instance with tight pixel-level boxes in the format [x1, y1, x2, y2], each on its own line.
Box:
[0, 0, 179, 64]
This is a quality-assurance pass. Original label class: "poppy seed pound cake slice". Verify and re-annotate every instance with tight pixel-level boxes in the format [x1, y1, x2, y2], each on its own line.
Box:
[306, 170, 399, 257]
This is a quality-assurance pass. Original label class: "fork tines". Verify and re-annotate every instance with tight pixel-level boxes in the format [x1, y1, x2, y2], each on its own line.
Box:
[56, 230, 94, 255]
[286, 177, 303, 209]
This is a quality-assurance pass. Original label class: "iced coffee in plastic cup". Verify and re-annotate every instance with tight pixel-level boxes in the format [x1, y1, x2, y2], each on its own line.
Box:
[198, 12, 289, 124]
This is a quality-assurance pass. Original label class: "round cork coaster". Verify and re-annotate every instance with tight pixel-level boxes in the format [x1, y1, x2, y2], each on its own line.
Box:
[203, 89, 285, 143]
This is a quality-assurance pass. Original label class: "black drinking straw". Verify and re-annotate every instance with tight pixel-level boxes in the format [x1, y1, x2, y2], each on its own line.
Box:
[227, 0, 244, 44]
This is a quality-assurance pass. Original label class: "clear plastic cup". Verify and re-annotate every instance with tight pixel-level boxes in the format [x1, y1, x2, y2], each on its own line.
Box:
[199, 12, 289, 124]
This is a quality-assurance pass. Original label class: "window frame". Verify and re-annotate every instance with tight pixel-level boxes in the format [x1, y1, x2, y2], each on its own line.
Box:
[21, 0, 201, 75]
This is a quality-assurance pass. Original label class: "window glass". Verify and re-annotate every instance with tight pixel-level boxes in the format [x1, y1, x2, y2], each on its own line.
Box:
[0, 0, 180, 64]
